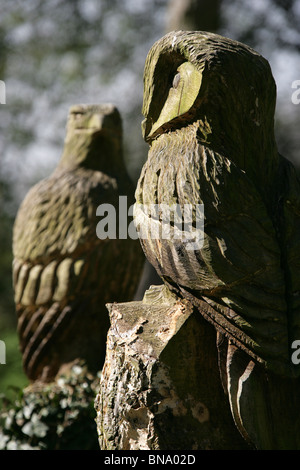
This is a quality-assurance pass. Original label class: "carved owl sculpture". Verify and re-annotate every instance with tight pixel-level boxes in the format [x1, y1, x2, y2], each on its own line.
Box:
[13, 104, 144, 382]
[135, 31, 300, 449]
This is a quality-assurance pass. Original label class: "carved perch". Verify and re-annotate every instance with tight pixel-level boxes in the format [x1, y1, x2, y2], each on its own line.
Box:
[95, 285, 249, 450]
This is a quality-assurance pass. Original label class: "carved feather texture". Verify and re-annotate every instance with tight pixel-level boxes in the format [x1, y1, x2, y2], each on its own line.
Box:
[136, 124, 294, 374]
[136, 31, 300, 448]
[13, 105, 144, 382]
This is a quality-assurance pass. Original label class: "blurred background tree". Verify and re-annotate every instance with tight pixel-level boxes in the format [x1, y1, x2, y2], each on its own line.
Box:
[0, 0, 299, 400]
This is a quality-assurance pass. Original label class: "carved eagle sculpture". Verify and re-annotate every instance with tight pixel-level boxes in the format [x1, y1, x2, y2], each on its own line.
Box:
[13, 104, 144, 382]
[134, 31, 300, 449]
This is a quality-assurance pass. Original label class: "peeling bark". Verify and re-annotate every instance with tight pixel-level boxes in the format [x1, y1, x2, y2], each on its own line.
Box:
[95, 285, 249, 450]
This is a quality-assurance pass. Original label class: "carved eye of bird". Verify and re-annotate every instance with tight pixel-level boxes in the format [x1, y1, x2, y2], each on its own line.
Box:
[142, 61, 202, 141]
[135, 30, 300, 449]
[172, 72, 181, 88]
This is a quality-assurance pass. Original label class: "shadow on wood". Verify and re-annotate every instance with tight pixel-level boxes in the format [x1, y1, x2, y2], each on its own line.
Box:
[95, 285, 249, 450]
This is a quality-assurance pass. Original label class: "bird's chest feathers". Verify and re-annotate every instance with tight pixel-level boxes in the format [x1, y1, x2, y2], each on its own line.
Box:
[141, 125, 229, 211]
[143, 126, 202, 206]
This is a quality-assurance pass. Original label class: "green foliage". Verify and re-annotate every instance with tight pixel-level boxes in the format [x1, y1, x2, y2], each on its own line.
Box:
[0, 329, 28, 401]
[0, 363, 100, 450]
[0, 180, 15, 329]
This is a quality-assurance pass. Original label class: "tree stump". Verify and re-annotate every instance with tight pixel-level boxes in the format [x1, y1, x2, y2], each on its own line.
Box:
[95, 285, 249, 450]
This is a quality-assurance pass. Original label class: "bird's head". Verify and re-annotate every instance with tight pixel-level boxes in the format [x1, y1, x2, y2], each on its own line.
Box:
[60, 103, 124, 173]
[142, 31, 279, 194]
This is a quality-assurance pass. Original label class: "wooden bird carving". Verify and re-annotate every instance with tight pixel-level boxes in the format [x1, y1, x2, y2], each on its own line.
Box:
[134, 31, 300, 449]
[13, 103, 144, 382]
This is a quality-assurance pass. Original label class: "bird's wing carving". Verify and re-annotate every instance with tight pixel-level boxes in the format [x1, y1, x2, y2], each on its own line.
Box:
[13, 168, 119, 379]
[136, 132, 297, 376]
[184, 145, 288, 374]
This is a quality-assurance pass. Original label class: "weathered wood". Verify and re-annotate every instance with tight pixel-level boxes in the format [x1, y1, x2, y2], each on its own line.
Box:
[12, 103, 144, 382]
[135, 30, 300, 448]
[95, 285, 249, 450]
[221, 342, 300, 449]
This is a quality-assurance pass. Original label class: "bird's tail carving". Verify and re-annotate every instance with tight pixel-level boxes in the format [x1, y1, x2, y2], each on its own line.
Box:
[217, 333, 300, 449]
